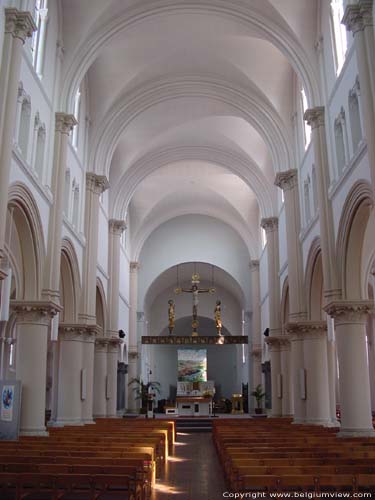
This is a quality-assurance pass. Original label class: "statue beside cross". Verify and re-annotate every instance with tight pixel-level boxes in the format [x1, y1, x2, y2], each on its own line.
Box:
[175, 273, 215, 336]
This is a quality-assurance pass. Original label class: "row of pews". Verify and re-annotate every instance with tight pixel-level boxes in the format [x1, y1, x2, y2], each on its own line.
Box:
[0, 417, 175, 499]
[213, 418, 375, 494]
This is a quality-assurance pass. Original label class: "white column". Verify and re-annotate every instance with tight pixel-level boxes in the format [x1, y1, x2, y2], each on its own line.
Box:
[287, 326, 306, 424]
[127, 262, 140, 412]
[108, 219, 126, 337]
[280, 337, 292, 416]
[107, 339, 120, 418]
[55, 325, 84, 426]
[326, 301, 374, 437]
[304, 108, 340, 302]
[93, 338, 108, 418]
[79, 173, 109, 324]
[81, 327, 96, 424]
[266, 337, 282, 417]
[249, 260, 262, 401]
[343, 3, 375, 189]
[0, 9, 36, 272]
[12, 301, 59, 435]
[42, 113, 77, 303]
[367, 314, 375, 413]
[327, 333, 340, 426]
[35, 8, 48, 78]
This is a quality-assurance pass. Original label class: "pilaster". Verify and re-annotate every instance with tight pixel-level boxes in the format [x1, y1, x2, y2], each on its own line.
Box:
[108, 219, 126, 337]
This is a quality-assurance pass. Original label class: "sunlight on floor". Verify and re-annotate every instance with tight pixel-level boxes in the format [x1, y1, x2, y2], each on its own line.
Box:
[167, 456, 189, 462]
[153, 483, 189, 495]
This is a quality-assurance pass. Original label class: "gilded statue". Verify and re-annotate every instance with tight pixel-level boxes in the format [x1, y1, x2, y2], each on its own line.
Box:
[168, 299, 175, 334]
[214, 299, 222, 335]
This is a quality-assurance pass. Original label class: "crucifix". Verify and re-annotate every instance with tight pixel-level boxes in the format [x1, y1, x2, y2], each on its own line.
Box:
[175, 273, 215, 336]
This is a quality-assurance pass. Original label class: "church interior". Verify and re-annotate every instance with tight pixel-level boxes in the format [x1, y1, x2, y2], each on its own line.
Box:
[0, 0, 375, 497]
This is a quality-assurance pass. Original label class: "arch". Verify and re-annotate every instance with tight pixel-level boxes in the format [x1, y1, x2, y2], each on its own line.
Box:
[60, 238, 81, 323]
[95, 278, 108, 333]
[336, 180, 374, 299]
[61, 0, 319, 112]
[6, 183, 45, 300]
[305, 237, 324, 320]
[91, 76, 294, 178]
[112, 145, 276, 220]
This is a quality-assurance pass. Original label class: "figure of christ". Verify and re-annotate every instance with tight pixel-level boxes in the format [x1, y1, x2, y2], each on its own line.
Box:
[175, 274, 215, 336]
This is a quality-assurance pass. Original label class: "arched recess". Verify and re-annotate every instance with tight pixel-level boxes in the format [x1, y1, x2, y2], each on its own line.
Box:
[95, 278, 108, 334]
[5, 183, 45, 300]
[60, 239, 81, 323]
[280, 277, 289, 332]
[336, 181, 374, 300]
[305, 237, 324, 320]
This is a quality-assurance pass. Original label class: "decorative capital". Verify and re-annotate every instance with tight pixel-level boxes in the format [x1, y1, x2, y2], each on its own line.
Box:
[265, 335, 282, 351]
[95, 337, 109, 352]
[55, 113, 77, 135]
[251, 344, 262, 357]
[249, 260, 259, 271]
[343, 3, 373, 34]
[260, 217, 278, 233]
[109, 219, 127, 235]
[286, 321, 327, 341]
[304, 107, 325, 129]
[5, 9, 36, 43]
[128, 351, 139, 360]
[130, 261, 140, 273]
[108, 338, 121, 353]
[324, 300, 373, 324]
[86, 173, 110, 194]
[59, 324, 87, 341]
[274, 169, 298, 191]
[11, 300, 61, 325]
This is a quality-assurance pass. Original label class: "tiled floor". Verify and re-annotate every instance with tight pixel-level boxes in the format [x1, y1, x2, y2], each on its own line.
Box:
[151, 432, 227, 500]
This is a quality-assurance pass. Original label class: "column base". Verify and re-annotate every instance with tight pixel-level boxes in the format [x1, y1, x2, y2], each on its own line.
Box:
[49, 419, 85, 427]
[337, 428, 375, 438]
[270, 413, 282, 418]
[303, 419, 336, 427]
[93, 413, 107, 418]
[82, 419, 96, 425]
[20, 428, 49, 437]
[292, 418, 306, 424]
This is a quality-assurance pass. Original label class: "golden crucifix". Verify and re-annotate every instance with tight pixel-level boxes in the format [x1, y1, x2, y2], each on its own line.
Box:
[175, 273, 215, 336]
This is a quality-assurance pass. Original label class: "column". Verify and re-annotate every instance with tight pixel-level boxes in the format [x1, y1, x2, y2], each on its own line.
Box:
[367, 313, 375, 413]
[249, 260, 262, 401]
[325, 301, 374, 437]
[55, 325, 85, 426]
[108, 219, 126, 337]
[12, 301, 59, 435]
[42, 113, 77, 303]
[304, 108, 340, 302]
[107, 338, 120, 418]
[279, 337, 292, 416]
[117, 362, 128, 415]
[265, 337, 282, 417]
[343, 3, 375, 188]
[93, 338, 108, 418]
[81, 327, 97, 424]
[0, 9, 36, 273]
[287, 324, 306, 424]
[327, 332, 340, 425]
[274, 170, 306, 322]
[127, 262, 140, 412]
[260, 217, 282, 417]
[35, 7, 48, 77]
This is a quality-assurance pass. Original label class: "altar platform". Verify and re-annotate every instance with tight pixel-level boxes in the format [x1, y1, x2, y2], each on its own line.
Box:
[176, 396, 212, 417]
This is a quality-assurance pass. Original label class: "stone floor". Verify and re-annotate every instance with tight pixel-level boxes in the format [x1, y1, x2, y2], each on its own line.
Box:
[151, 432, 227, 500]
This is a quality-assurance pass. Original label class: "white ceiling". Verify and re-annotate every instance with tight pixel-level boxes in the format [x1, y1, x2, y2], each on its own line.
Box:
[60, 0, 319, 259]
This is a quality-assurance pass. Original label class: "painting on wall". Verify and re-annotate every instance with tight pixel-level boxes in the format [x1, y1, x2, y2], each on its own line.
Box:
[177, 349, 207, 382]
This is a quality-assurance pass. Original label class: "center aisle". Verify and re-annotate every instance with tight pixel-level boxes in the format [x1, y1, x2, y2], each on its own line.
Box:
[151, 432, 226, 500]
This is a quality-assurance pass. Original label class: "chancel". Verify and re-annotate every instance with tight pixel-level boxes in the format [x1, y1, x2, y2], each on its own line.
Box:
[0, 0, 375, 496]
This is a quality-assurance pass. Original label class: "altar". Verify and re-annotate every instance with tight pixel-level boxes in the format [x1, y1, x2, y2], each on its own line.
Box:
[175, 381, 215, 416]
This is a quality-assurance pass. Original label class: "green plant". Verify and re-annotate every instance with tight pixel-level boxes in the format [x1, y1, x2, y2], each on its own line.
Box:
[128, 377, 161, 413]
[251, 384, 266, 409]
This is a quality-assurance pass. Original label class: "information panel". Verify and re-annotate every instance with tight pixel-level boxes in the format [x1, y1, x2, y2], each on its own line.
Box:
[0, 380, 21, 440]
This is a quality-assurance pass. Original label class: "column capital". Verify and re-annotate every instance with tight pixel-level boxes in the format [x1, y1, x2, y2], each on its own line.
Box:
[109, 219, 127, 235]
[265, 335, 282, 351]
[249, 259, 259, 271]
[274, 169, 298, 191]
[342, 3, 373, 34]
[324, 300, 373, 324]
[128, 351, 139, 360]
[86, 173, 110, 194]
[55, 112, 77, 135]
[260, 217, 278, 233]
[5, 9, 36, 43]
[95, 337, 109, 352]
[304, 107, 325, 129]
[11, 300, 61, 325]
[286, 321, 327, 340]
[59, 324, 88, 341]
[130, 261, 140, 273]
[251, 344, 262, 357]
[108, 338, 121, 353]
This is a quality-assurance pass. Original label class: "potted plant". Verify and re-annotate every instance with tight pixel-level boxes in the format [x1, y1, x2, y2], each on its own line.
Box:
[128, 377, 161, 414]
[251, 384, 266, 414]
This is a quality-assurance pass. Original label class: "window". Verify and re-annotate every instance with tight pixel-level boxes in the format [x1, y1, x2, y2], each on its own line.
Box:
[31, 0, 49, 77]
[35, 123, 46, 179]
[349, 80, 363, 152]
[64, 170, 71, 216]
[72, 181, 80, 229]
[334, 114, 346, 175]
[301, 87, 311, 149]
[18, 97, 31, 158]
[331, 0, 347, 75]
[72, 89, 81, 149]
[261, 228, 267, 249]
